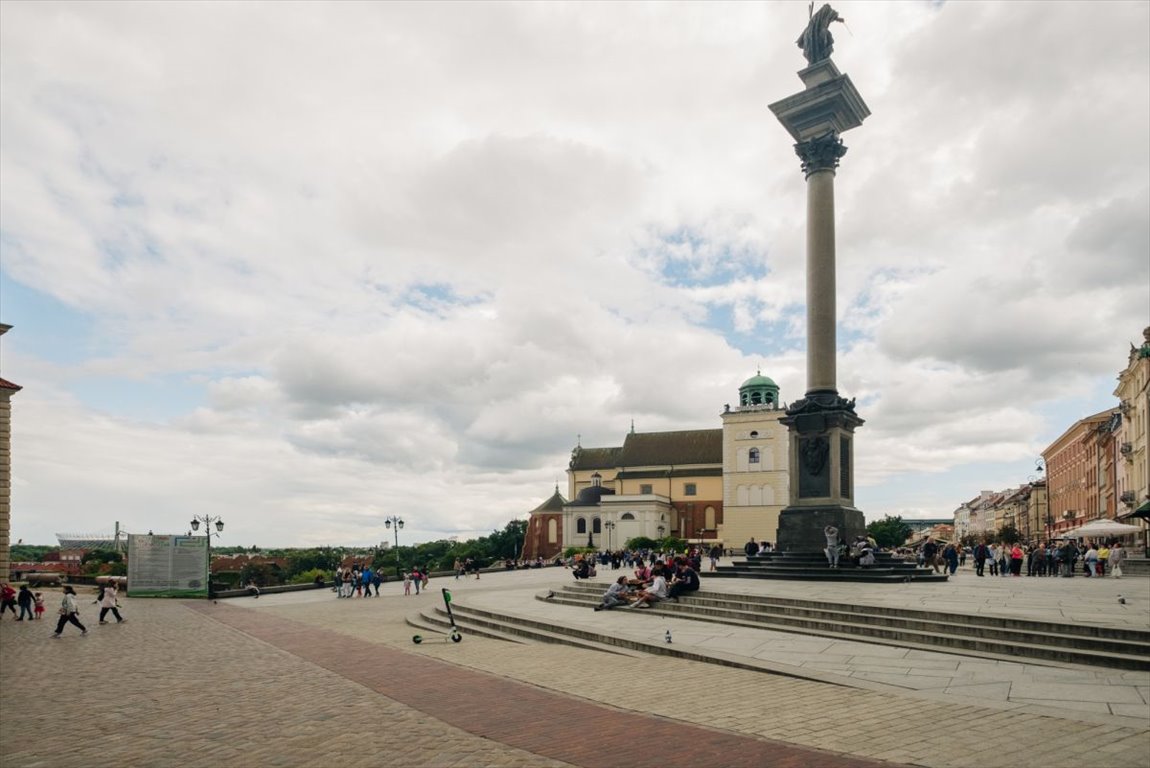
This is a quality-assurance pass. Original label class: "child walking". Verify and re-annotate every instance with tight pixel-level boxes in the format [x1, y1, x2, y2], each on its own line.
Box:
[33, 592, 45, 620]
[403, 572, 412, 596]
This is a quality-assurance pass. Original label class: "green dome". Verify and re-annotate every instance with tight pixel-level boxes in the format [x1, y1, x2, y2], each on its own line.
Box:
[740, 373, 777, 389]
[738, 370, 781, 408]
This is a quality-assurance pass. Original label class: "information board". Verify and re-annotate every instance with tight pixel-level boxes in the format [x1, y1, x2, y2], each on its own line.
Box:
[127, 534, 209, 597]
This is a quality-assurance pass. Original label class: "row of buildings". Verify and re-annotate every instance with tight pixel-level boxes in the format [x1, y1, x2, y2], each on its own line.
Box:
[954, 328, 1150, 546]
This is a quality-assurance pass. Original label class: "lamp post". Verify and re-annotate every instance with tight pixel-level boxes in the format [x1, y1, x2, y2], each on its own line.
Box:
[189, 514, 224, 598]
[604, 521, 616, 551]
[1034, 460, 1052, 542]
[384, 516, 404, 579]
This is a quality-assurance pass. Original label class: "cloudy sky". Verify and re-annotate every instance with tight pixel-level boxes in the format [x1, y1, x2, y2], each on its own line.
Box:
[1, 1, 1147, 549]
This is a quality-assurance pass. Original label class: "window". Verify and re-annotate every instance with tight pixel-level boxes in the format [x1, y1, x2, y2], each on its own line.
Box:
[593, 517, 602, 533]
[547, 519, 557, 544]
[749, 431, 758, 438]
[576, 518, 587, 534]
[639, 484, 653, 495]
[749, 448, 760, 464]
[620, 512, 636, 521]
[684, 483, 697, 496]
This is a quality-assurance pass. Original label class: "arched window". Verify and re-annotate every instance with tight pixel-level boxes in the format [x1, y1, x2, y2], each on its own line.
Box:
[749, 430, 759, 438]
[620, 512, 636, 521]
[576, 518, 587, 534]
[705, 506, 716, 529]
[547, 519, 557, 544]
[593, 517, 602, 533]
[749, 448, 760, 464]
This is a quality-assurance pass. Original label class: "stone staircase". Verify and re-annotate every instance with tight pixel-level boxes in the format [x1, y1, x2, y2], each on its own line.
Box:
[714, 551, 948, 582]
[412, 583, 1150, 671]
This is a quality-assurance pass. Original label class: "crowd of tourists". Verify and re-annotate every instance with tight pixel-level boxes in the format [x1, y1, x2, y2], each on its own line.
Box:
[965, 539, 1129, 578]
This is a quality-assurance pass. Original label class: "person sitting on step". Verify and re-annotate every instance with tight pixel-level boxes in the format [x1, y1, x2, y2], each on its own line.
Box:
[594, 576, 633, 611]
[667, 558, 700, 602]
[626, 565, 669, 609]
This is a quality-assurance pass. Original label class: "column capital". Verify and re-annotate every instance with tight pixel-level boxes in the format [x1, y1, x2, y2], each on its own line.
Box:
[795, 133, 847, 177]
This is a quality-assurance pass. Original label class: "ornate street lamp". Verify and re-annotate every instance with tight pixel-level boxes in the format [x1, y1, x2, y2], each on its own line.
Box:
[384, 516, 404, 578]
[604, 520, 616, 551]
[189, 515, 225, 598]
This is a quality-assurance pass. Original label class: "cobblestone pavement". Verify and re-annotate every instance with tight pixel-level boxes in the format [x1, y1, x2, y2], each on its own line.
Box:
[1, 591, 898, 768]
[3, 571, 1148, 768]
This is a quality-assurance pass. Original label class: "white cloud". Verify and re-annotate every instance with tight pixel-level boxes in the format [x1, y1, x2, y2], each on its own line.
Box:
[2, 1, 1146, 545]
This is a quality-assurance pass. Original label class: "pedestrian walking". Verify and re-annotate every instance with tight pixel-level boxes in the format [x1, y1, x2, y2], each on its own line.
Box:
[16, 585, 35, 621]
[1109, 542, 1126, 578]
[33, 592, 46, 620]
[98, 582, 127, 624]
[0, 582, 16, 619]
[403, 572, 412, 596]
[52, 586, 87, 638]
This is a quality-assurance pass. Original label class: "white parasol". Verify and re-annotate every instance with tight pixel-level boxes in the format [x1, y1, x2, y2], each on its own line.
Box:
[1065, 518, 1143, 538]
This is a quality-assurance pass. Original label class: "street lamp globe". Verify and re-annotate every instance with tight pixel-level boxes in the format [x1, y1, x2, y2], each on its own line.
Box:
[190, 519, 200, 532]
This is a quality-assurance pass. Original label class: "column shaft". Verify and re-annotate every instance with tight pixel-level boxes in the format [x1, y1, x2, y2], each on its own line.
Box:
[806, 168, 836, 394]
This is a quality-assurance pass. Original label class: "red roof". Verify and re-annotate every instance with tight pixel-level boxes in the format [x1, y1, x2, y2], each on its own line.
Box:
[0, 377, 21, 391]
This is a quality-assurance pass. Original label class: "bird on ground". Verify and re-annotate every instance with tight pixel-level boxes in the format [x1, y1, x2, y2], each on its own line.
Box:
[1118, 595, 1126, 605]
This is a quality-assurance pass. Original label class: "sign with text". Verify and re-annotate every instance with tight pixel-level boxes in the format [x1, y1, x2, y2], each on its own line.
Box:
[127, 534, 208, 597]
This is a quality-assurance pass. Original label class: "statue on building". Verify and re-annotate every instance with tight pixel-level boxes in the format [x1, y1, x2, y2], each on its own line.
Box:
[796, 3, 844, 65]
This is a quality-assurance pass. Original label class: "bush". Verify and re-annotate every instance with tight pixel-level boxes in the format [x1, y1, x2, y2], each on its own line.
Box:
[289, 568, 328, 585]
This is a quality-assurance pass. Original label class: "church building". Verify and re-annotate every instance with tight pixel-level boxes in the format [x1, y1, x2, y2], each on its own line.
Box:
[521, 372, 789, 560]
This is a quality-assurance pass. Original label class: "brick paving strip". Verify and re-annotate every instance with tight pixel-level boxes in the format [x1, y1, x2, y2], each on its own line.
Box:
[189, 602, 907, 768]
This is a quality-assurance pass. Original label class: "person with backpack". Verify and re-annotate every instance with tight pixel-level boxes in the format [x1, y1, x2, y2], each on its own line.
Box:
[973, 541, 989, 576]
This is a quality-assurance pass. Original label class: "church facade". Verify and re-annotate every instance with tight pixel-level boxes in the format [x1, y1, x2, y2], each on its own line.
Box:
[521, 373, 789, 560]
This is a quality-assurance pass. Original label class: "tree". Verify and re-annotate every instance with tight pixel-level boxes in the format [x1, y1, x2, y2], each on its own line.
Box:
[997, 524, 1021, 545]
[866, 515, 913, 549]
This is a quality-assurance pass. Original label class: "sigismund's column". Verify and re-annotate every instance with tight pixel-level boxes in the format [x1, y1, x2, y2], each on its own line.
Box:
[768, 4, 871, 552]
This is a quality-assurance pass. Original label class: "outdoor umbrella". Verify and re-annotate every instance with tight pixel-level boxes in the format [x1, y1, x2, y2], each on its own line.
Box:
[1065, 518, 1143, 537]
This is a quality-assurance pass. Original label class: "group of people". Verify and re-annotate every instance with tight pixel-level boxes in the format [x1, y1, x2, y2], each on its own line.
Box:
[453, 558, 482, 579]
[2, 580, 127, 638]
[971, 540, 1128, 578]
[820, 526, 878, 569]
[333, 565, 383, 597]
[1, 582, 46, 621]
[594, 556, 701, 611]
[403, 568, 430, 595]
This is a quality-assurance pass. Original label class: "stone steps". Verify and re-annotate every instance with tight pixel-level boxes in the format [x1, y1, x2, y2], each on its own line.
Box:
[552, 583, 1150, 671]
[715, 552, 948, 582]
[407, 604, 646, 658]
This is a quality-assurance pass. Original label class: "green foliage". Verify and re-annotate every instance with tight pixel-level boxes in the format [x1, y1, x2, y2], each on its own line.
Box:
[866, 515, 913, 549]
[960, 533, 980, 548]
[997, 524, 1021, 545]
[284, 548, 343, 577]
[289, 568, 329, 585]
[624, 537, 657, 550]
[81, 550, 123, 565]
[563, 546, 596, 559]
[240, 561, 284, 587]
[662, 537, 688, 552]
[10, 545, 53, 562]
